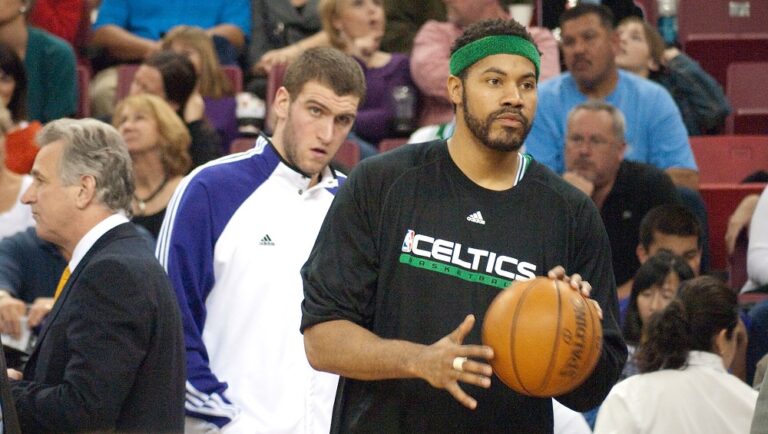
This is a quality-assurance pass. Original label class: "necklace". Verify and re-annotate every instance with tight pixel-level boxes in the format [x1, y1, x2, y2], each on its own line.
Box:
[133, 174, 169, 214]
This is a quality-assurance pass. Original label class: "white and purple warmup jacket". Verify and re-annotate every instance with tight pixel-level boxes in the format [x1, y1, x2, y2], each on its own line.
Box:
[156, 136, 343, 433]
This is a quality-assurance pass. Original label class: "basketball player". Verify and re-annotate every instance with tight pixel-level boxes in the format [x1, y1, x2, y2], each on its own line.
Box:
[300, 19, 627, 433]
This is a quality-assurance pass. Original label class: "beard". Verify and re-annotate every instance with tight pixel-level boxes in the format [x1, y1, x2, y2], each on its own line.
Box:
[462, 91, 531, 153]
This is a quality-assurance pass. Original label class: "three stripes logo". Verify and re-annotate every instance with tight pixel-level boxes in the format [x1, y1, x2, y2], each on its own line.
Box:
[466, 211, 486, 225]
[259, 234, 275, 246]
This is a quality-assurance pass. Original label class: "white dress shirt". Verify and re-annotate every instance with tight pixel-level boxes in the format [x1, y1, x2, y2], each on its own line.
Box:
[594, 351, 758, 434]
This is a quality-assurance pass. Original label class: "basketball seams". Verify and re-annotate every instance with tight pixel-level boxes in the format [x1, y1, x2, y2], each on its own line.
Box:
[509, 279, 536, 396]
[537, 279, 563, 395]
[577, 295, 603, 385]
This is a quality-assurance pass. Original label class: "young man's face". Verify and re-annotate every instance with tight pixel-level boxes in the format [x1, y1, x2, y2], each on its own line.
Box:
[639, 231, 702, 275]
[452, 53, 538, 152]
[273, 80, 359, 180]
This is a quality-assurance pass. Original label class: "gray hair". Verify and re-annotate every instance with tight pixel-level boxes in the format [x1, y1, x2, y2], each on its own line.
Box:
[37, 118, 134, 214]
[567, 100, 626, 142]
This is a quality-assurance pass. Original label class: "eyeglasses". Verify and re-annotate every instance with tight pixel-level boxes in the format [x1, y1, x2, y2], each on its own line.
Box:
[565, 134, 615, 149]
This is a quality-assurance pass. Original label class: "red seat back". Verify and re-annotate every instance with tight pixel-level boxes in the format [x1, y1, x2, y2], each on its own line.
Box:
[690, 135, 768, 183]
[726, 62, 768, 135]
[699, 182, 767, 271]
[683, 33, 768, 88]
[76, 64, 90, 118]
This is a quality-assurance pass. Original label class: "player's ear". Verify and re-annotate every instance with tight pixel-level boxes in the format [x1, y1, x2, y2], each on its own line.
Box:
[447, 75, 463, 106]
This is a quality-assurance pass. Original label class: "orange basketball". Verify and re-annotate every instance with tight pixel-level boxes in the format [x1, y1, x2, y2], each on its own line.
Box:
[481, 277, 602, 397]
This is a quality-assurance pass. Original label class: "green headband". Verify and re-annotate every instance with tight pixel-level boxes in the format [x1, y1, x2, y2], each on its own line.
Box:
[449, 35, 540, 79]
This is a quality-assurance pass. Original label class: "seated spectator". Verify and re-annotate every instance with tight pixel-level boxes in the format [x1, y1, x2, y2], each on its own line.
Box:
[0, 43, 41, 175]
[0, 227, 66, 348]
[89, 0, 251, 116]
[595, 276, 758, 434]
[410, 0, 560, 126]
[0, 0, 76, 123]
[634, 204, 703, 282]
[562, 101, 680, 296]
[130, 51, 221, 168]
[745, 188, 768, 291]
[621, 252, 694, 377]
[113, 94, 192, 238]
[615, 16, 730, 136]
[319, 0, 418, 154]
[0, 106, 33, 239]
[162, 26, 239, 151]
[525, 4, 698, 190]
[27, 0, 85, 47]
[246, 0, 322, 98]
[380, 0, 444, 53]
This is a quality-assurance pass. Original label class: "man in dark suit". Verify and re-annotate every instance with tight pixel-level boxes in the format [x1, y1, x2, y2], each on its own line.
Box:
[9, 118, 185, 433]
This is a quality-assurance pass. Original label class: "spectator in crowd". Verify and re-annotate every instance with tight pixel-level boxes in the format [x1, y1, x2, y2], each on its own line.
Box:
[380, 0, 445, 53]
[411, 0, 560, 126]
[525, 4, 698, 190]
[162, 26, 238, 151]
[615, 16, 730, 136]
[319, 0, 418, 153]
[636, 204, 703, 277]
[0, 227, 65, 344]
[726, 193, 761, 260]
[130, 50, 221, 168]
[113, 94, 191, 238]
[247, 0, 322, 97]
[11, 118, 185, 432]
[300, 18, 626, 433]
[89, 0, 250, 116]
[595, 276, 758, 434]
[157, 47, 365, 433]
[621, 252, 694, 377]
[745, 188, 768, 292]
[0, 0, 76, 123]
[563, 101, 680, 299]
[541, 0, 642, 31]
[0, 43, 40, 175]
[27, 0, 85, 47]
[0, 106, 33, 239]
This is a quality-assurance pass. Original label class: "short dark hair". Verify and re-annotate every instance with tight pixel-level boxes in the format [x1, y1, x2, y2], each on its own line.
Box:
[144, 50, 197, 112]
[639, 204, 703, 249]
[450, 18, 538, 80]
[622, 251, 695, 345]
[560, 3, 615, 29]
[283, 47, 366, 104]
[0, 42, 27, 122]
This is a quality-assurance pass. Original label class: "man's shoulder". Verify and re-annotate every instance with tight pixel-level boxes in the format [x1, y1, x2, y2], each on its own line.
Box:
[27, 26, 75, 56]
[358, 140, 446, 175]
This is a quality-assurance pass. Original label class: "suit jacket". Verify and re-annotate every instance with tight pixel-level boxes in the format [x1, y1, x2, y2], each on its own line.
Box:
[0, 339, 21, 434]
[10, 223, 185, 433]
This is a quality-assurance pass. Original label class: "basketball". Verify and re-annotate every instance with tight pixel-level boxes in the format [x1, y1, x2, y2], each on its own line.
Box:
[481, 277, 602, 397]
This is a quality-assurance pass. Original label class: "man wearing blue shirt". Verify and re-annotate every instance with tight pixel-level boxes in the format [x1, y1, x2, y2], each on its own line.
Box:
[525, 4, 698, 190]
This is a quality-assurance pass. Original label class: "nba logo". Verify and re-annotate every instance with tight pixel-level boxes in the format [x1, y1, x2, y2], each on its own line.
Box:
[401, 230, 415, 252]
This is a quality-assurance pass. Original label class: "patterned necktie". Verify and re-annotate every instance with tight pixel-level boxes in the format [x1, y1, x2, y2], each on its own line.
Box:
[54, 267, 71, 300]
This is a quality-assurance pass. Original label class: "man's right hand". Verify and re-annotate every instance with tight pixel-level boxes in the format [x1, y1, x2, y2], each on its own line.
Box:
[411, 314, 494, 410]
[563, 171, 595, 197]
[0, 293, 27, 339]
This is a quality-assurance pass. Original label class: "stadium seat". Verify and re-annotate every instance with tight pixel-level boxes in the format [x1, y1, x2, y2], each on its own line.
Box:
[229, 137, 255, 154]
[690, 135, 768, 183]
[332, 140, 360, 172]
[699, 182, 767, 271]
[678, 0, 768, 47]
[726, 62, 768, 135]
[683, 33, 768, 88]
[222, 65, 243, 94]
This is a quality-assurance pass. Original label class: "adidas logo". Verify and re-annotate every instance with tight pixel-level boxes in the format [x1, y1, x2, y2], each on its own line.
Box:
[259, 234, 275, 246]
[466, 211, 486, 225]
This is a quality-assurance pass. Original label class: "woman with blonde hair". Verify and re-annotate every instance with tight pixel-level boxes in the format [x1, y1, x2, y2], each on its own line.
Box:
[162, 25, 238, 149]
[113, 94, 192, 238]
[319, 0, 418, 154]
[0, 105, 33, 238]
